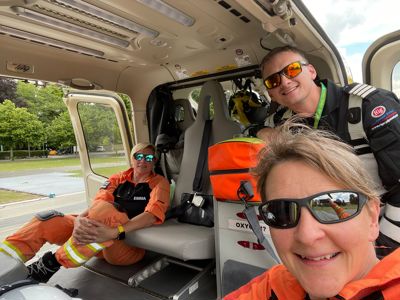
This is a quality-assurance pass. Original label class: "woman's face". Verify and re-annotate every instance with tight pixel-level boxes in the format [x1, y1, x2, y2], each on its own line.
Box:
[265, 160, 380, 299]
[131, 147, 156, 178]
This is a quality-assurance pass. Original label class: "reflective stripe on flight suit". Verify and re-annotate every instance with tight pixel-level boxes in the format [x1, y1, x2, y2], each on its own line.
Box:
[0, 240, 27, 262]
[61, 237, 107, 267]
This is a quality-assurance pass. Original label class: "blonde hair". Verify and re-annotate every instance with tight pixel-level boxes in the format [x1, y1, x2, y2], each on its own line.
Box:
[130, 143, 156, 158]
[253, 120, 380, 202]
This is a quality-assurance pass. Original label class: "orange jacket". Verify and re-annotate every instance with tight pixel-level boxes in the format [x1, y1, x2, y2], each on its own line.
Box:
[93, 168, 170, 224]
[224, 248, 400, 300]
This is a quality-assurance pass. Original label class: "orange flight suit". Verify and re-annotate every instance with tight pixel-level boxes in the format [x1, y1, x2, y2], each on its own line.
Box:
[224, 248, 400, 300]
[1, 168, 169, 267]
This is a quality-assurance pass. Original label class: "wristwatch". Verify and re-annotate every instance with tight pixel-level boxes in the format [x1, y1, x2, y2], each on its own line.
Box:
[116, 225, 126, 240]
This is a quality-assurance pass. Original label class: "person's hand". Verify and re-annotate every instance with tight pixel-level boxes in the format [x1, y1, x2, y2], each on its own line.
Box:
[73, 216, 117, 244]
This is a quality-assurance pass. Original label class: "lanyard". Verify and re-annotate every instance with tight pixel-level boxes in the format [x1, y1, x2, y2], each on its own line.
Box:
[313, 82, 327, 128]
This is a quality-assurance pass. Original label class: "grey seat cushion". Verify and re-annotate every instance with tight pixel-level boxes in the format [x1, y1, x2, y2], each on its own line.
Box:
[125, 219, 215, 261]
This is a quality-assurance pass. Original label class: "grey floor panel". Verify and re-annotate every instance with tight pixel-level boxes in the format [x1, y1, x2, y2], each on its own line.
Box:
[46, 253, 217, 300]
[84, 251, 162, 283]
[48, 266, 160, 300]
[139, 263, 199, 297]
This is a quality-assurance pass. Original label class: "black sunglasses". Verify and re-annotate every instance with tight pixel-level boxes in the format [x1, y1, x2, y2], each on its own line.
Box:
[134, 153, 155, 162]
[258, 190, 368, 229]
[263, 61, 308, 89]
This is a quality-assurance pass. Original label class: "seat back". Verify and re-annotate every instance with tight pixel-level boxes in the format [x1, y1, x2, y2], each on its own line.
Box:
[161, 98, 196, 183]
[173, 80, 241, 206]
[209, 81, 242, 143]
[174, 98, 196, 133]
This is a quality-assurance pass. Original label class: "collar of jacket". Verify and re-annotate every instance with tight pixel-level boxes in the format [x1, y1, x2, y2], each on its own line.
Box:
[331, 248, 400, 299]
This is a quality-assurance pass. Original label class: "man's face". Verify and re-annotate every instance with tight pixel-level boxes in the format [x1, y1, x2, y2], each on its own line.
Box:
[262, 51, 318, 113]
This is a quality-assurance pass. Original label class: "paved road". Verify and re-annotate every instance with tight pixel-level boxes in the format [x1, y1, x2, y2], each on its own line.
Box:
[0, 172, 85, 196]
[0, 162, 123, 179]
[0, 191, 88, 262]
[0, 191, 87, 225]
[0, 162, 123, 197]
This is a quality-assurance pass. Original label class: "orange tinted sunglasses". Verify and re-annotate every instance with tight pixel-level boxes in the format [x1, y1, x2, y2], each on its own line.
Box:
[263, 61, 308, 89]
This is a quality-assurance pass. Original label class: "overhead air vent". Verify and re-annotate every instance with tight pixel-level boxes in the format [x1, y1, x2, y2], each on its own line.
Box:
[12, 6, 131, 48]
[0, 24, 120, 62]
[136, 0, 195, 27]
[34, 4, 129, 39]
[49, 0, 159, 38]
[216, 0, 251, 24]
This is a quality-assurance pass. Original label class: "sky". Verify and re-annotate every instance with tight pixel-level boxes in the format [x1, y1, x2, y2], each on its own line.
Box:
[302, 0, 399, 83]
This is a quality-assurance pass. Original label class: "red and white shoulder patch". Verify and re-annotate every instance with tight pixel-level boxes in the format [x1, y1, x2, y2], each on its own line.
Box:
[371, 106, 386, 118]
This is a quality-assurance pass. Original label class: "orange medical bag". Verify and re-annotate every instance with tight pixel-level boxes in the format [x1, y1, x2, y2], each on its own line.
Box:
[208, 137, 266, 202]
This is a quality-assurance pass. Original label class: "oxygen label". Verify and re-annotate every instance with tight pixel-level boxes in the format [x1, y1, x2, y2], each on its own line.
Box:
[228, 219, 271, 236]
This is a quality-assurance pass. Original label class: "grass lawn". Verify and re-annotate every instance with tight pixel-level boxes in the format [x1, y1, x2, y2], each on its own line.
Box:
[67, 166, 127, 178]
[0, 156, 125, 172]
[0, 189, 41, 204]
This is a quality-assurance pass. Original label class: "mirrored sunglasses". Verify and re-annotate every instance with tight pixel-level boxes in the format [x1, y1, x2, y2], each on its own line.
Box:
[258, 190, 368, 229]
[134, 153, 155, 162]
[263, 61, 308, 89]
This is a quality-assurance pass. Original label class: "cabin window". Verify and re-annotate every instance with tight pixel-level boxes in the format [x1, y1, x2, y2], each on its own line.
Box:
[77, 102, 129, 177]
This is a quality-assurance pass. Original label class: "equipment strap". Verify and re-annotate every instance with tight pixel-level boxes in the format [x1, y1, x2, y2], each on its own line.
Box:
[193, 120, 212, 192]
[345, 82, 376, 143]
[159, 152, 169, 182]
[237, 181, 280, 264]
[243, 206, 280, 264]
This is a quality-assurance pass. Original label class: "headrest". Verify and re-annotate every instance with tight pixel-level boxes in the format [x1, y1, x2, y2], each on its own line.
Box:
[155, 133, 178, 153]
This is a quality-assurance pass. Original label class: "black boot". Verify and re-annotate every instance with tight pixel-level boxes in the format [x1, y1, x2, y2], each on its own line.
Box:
[27, 251, 61, 283]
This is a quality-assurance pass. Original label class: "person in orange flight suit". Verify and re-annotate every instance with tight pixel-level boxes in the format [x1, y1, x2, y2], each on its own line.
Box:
[0, 143, 170, 283]
[224, 122, 400, 300]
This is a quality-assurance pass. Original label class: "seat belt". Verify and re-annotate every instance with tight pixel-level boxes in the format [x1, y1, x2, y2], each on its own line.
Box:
[159, 151, 169, 181]
[237, 181, 280, 264]
[193, 120, 212, 193]
[165, 120, 212, 219]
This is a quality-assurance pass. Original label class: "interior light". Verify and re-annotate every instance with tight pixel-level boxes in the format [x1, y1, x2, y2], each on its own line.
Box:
[12, 7, 130, 48]
[51, 0, 159, 38]
[136, 0, 195, 27]
[0, 24, 104, 56]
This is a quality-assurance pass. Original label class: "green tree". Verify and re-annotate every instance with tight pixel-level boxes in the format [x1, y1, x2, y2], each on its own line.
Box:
[16, 82, 65, 125]
[0, 78, 17, 104]
[0, 100, 45, 159]
[119, 93, 132, 119]
[77, 103, 123, 151]
[46, 111, 76, 149]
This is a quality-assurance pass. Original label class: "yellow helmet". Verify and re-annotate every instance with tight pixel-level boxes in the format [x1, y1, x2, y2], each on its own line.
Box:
[229, 90, 268, 126]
